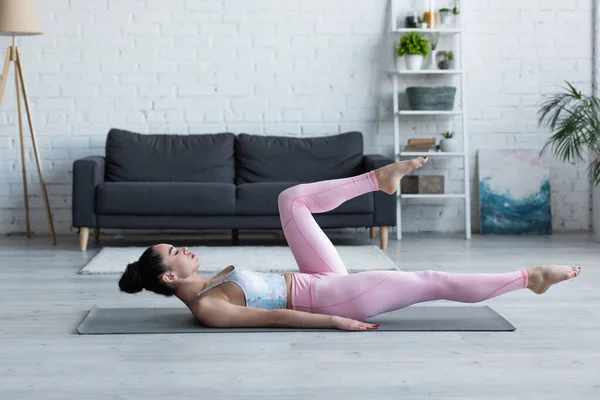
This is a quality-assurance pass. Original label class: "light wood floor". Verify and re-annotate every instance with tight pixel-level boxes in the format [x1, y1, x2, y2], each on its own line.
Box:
[1, 231, 599, 400]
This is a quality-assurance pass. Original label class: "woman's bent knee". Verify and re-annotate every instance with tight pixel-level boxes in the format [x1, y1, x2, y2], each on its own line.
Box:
[278, 186, 306, 208]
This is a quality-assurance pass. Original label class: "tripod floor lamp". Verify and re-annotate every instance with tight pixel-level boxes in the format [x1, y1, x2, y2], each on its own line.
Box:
[0, 0, 56, 245]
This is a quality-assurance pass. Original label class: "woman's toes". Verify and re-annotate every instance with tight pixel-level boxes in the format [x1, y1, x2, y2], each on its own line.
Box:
[412, 157, 427, 170]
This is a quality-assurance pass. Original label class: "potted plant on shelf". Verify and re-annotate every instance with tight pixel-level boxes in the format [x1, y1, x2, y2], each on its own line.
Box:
[439, 8, 451, 24]
[538, 81, 600, 241]
[435, 51, 455, 69]
[395, 32, 430, 71]
[446, 51, 455, 69]
[439, 131, 459, 152]
[453, 0, 460, 15]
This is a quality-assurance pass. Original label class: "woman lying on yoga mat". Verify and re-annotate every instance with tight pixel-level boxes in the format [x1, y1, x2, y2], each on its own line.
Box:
[119, 157, 581, 331]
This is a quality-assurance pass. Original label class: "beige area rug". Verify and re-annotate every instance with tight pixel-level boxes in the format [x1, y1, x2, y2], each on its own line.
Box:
[79, 245, 399, 275]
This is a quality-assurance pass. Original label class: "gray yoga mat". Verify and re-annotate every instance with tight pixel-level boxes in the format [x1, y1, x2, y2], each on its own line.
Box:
[77, 305, 515, 334]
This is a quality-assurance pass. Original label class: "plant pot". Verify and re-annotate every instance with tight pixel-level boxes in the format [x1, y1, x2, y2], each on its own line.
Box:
[440, 138, 460, 153]
[436, 51, 448, 69]
[594, 184, 600, 242]
[405, 55, 423, 71]
[419, 22, 428, 29]
[446, 59, 455, 69]
[439, 11, 451, 24]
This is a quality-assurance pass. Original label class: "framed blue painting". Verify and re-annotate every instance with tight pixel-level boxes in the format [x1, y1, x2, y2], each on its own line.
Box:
[478, 149, 552, 235]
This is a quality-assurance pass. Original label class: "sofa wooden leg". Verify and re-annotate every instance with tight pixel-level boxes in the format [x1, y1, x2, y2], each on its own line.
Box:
[380, 226, 388, 250]
[232, 229, 239, 245]
[80, 228, 89, 252]
[370, 227, 376, 239]
[93, 227, 100, 243]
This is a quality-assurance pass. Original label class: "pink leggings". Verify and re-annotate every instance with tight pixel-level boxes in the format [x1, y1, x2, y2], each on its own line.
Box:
[278, 170, 529, 321]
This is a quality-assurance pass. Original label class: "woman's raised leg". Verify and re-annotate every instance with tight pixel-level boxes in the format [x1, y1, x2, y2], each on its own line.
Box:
[277, 157, 428, 275]
[278, 171, 378, 275]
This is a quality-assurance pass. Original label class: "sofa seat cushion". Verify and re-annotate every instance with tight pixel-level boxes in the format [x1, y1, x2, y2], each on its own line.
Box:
[236, 182, 374, 216]
[234, 131, 365, 184]
[96, 182, 235, 216]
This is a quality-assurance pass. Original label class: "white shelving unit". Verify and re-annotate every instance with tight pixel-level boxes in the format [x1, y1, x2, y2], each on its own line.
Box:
[390, 0, 471, 240]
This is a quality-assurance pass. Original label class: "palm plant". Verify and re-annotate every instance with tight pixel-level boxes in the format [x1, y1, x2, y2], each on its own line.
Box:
[538, 81, 600, 186]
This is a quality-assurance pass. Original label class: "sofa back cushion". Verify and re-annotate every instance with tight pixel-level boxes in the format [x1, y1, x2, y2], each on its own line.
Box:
[235, 131, 364, 184]
[105, 129, 235, 182]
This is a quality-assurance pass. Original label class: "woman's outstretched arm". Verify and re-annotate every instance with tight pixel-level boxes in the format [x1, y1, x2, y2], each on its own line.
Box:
[193, 298, 378, 331]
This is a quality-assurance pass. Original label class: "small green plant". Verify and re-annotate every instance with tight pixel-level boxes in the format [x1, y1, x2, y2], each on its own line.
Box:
[447, 51, 454, 60]
[439, 8, 451, 12]
[395, 32, 430, 58]
[442, 131, 454, 139]
[453, 0, 461, 14]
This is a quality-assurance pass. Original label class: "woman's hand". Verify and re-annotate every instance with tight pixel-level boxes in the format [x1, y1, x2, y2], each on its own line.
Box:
[332, 316, 379, 331]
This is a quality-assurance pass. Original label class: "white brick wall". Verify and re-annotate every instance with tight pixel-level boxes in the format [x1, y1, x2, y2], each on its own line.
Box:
[0, 0, 593, 236]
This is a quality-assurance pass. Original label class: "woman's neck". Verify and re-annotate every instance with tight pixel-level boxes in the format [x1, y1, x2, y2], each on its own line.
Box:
[174, 275, 210, 306]
[175, 266, 235, 306]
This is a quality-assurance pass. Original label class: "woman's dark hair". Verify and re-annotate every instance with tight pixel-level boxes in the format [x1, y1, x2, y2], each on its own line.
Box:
[118, 246, 176, 297]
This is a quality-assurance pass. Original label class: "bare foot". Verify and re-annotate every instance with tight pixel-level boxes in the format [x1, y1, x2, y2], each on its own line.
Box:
[526, 265, 581, 295]
[375, 157, 429, 195]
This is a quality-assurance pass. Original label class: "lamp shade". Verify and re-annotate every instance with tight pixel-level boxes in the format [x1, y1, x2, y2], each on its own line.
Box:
[0, 0, 42, 36]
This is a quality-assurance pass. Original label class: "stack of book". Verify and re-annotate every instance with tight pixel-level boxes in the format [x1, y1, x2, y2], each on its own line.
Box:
[401, 175, 445, 194]
[402, 138, 439, 153]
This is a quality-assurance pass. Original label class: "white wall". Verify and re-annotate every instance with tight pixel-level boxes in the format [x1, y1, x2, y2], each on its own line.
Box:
[0, 0, 592, 236]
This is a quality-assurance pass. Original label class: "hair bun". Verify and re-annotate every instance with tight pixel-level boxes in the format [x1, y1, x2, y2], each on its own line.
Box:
[119, 261, 144, 294]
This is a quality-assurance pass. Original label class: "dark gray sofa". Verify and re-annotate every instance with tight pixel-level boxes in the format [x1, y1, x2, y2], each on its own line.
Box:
[72, 129, 396, 251]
